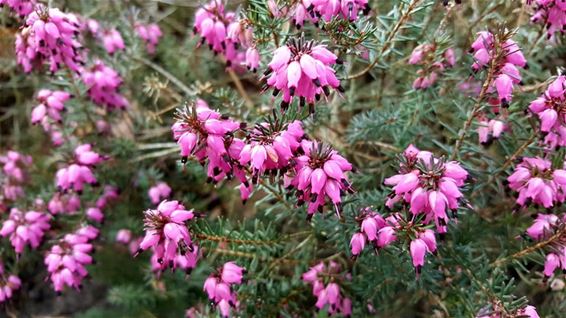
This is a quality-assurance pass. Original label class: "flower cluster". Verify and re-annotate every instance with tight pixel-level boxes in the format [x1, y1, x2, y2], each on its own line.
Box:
[203, 262, 246, 317]
[16, 6, 82, 73]
[148, 182, 172, 204]
[239, 116, 304, 181]
[477, 115, 506, 146]
[80, 60, 128, 109]
[135, 23, 162, 54]
[529, 75, 566, 148]
[0, 151, 32, 203]
[264, 37, 343, 112]
[525, 213, 565, 277]
[48, 192, 81, 214]
[31, 89, 72, 146]
[350, 207, 396, 256]
[0, 262, 21, 303]
[286, 140, 354, 219]
[100, 28, 125, 55]
[529, 0, 566, 40]
[408, 43, 456, 89]
[136, 200, 198, 273]
[302, 261, 352, 316]
[350, 207, 437, 274]
[0, 207, 50, 254]
[384, 145, 468, 233]
[289, 0, 371, 28]
[44, 225, 98, 292]
[0, 0, 35, 16]
[84, 185, 119, 223]
[469, 30, 526, 108]
[171, 100, 245, 186]
[193, 0, 258, 70]
[55, 144, 106, 193]
[172, 101, 353, 215]
[507, 157, 566, 208]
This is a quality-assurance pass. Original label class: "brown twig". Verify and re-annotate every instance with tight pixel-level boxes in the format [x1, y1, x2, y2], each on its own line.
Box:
[492, 226, 566, 267]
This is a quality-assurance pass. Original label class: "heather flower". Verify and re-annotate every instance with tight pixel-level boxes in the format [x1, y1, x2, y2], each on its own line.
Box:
[80, 60, 128, 109]
[285, 140, 354, 219]
[289, 0, 371, 28]
[529, 0, 566, 40]
[301, 261, 352, 316]
[48, 192, 81, 214]
[115, 229, 132, 244]
[16, 6, 83, 73]
[0, 0, 35, 16]
[0, 262, 21, 303]
[263, 36, 344, 113]
[245, 47, 260, 72]
[528, 75, 566, 148]
[31, 89, 71, 125]
[204, 262, 245, 317]
[101, 28, 125, 54]
[0, 151, 32, 202]
[172, 100, 245, 186]
[469, 30, 526, 108]
[56, 144, 106, 193]
[136, 200, 198, 272]
[507, 157, 566, 208]
[148, 182, 172, 204]
[239, 115, 304, 181]
[384, 145, 468, 233]
[44, 225, 98, 292]
[193, 1, 245, 68]
[0, 207, 50, 254]
[477, 115, 506, 145]
[409, 43, 456, 90]
[524, 214, 566, 277]
[135, 23, 162, 54]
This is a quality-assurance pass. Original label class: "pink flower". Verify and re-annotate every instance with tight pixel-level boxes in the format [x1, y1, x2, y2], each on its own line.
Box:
[289, 0, 370, 28]
[172, 100, 247, 192]
[80, 60, 128, 109]
[350, 232, 366, 256]
[45, 226, 98, 292]
[136, 200, 198, 272]
[477, 115, 506, 145]
[15, 6, 83, 73]
[101, 28, 125, 54]
[528, 75, 566, 148]
[193, 1, 251, 69]
[48, 193, 81, 214]
[0, 0, 35, 16]
[507, 157, 566, 208]
[469, 31, 526, 107]
[301, 261, 351, 316]
[0, 207, 50, 254]
[148, 182, 172, 204]
[526, 214, 558, 240]
[116, 229, 132, 244]
[410, 238, 428, 274]
[529, 0, 566, 40]
[409, 43, 456, 90]
[31, 89, 71, 125]
[285, 140, 353, 219]
[0, 151, 32, 202]
[384, 145, 468, 233]
[239, 116, 304, 183]
[204, 261, 245, 317]
[135, 23, 162, 54]
[55, 145, 105, 194]
[0, 262, 21, 303]
[264, 36, 344, 113]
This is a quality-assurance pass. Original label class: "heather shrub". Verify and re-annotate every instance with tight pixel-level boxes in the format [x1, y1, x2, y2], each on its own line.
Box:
[0, 0, 565, 317]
